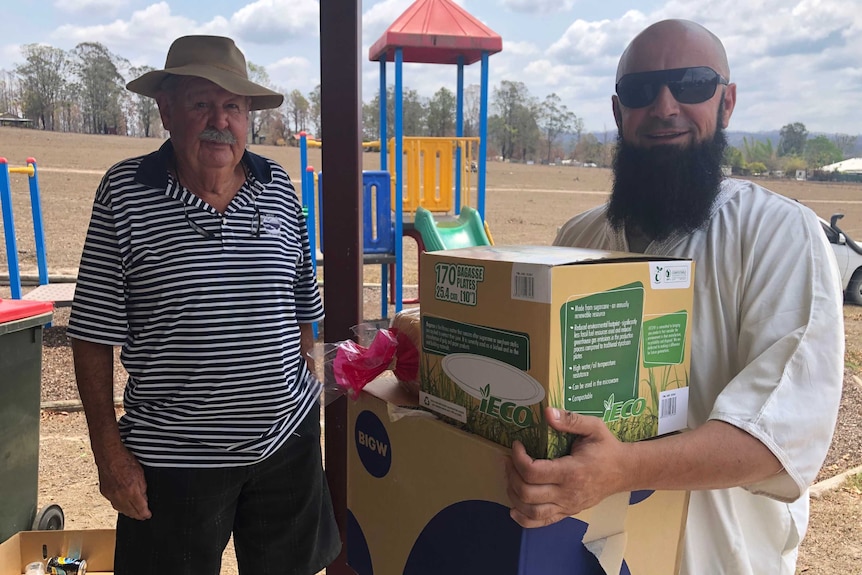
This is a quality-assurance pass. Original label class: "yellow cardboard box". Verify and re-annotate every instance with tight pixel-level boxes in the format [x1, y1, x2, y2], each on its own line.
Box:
[419, 245, 694, 458]
[347, 378, 688, 575]
[0, 529, 114, 575]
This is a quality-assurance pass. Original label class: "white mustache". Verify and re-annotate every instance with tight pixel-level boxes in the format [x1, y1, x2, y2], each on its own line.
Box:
[199, 128, 236, 144]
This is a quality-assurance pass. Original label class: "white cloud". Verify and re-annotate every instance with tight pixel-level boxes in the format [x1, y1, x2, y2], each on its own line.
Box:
[547, 11, 646, 71]
[501, 0, 575, 14]
[53, 0, 127, 14]
[363, 0, 415, 45]
[514, 0, 862, 132]
[230, 0, 319, 43]
[195, 16, 232, 39]
[52, 2, 207, 60]
[503, 40, 539, 56]
[5, 0, 862, 134]
[523, 60, 570, 87]
[51, 0, 321, 66]
[268, 55, 316, 93]
[0, 44, 23, 69]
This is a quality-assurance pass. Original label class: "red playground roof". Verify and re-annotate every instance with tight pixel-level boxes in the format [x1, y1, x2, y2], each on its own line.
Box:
[368, 0, 503, 65]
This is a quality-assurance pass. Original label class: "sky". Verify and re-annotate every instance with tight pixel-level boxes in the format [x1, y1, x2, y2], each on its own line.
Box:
[2, 0, 861, 136]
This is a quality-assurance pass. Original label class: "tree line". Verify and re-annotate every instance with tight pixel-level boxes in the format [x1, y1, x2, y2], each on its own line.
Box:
[726, 122, 857, 178]
[0, 42, 585, 160]
[0, 42, 321, 141]
[1, 42, 857, 174]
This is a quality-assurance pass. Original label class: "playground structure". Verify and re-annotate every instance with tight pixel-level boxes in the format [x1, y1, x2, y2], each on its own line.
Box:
[0, 158, 66, 305]
[369, 0, 501, 310]
[299, 131, 493, 320]
[299, 0, 502, 319]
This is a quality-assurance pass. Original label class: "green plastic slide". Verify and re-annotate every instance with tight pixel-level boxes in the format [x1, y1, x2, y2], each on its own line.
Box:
[413, 206, 492, 251]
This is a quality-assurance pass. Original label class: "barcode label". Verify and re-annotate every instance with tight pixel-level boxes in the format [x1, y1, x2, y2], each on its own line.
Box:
[658, 388, 688, 435]
[514, 274, 534, 298]
[512, 263, 550, 303]
[660, 395, 677, 418]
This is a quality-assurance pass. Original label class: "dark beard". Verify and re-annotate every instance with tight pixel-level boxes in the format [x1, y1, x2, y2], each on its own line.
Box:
[608, 125, 727, 242]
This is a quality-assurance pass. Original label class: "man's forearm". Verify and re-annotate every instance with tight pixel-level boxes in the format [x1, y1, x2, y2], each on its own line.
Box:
[300, 323, 316, 373]
[71, 338, 123, 458]
[621, 419, 783, 492]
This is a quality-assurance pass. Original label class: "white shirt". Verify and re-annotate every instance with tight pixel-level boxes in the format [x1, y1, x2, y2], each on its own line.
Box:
[554, 178, 844, 574]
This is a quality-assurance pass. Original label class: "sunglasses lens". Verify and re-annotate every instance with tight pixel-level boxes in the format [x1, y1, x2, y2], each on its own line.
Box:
[616, 67, 722, 108]
[668, 67, 719, 104]
[616, 76, 659, 108]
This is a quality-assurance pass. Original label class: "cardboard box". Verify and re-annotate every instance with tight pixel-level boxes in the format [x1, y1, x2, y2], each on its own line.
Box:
[347, 378, 688, 575]
[0, 529, 114, 575]
[419, 245, 694, 458]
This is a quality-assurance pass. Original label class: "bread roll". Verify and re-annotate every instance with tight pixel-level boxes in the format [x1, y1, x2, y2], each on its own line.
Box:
[390, 307, 421, 397]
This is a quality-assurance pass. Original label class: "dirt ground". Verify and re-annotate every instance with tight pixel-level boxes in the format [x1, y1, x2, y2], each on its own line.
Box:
[2, 126, 861, 574]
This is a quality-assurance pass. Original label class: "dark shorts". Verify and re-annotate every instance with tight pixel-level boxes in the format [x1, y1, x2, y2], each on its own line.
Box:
[114, 407, 341, 575]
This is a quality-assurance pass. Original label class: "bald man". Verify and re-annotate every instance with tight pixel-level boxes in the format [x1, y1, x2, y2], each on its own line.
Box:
[505, 20, 844, 575]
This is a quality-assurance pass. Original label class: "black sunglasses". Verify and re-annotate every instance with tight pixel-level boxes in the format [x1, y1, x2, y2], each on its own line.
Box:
[184, 201, 261, 239]
[616, 66, 728, 109]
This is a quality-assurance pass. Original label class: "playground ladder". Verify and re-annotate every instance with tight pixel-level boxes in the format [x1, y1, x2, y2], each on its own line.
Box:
[0, 158, 75, 306]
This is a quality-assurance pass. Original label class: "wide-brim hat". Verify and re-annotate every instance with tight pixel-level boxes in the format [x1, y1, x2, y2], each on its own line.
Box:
[126, 35, 283, 111]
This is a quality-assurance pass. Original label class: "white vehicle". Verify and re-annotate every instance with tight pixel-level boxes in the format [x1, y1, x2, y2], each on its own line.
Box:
[821, 214, 862, 305]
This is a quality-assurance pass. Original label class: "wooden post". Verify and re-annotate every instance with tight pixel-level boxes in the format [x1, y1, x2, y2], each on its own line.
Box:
[320, 1, 363, 573]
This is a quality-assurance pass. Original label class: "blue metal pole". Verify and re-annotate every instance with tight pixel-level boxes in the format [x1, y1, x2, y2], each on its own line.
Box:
[309, 167, 320, 255]
[298, 134, 319, 338]
[379, 58, 388, 171]
[394, 48, 404, 313]
[306, 166, 319, 339]
[455, 56, 464, 214]
[478, 51, 490, 221]
[27, 159, 49, 286]
[299, 132, 309, 207]
[306, 166, 318, 269]
[380, 56, 391, 318]
[0, 159, 22, 298]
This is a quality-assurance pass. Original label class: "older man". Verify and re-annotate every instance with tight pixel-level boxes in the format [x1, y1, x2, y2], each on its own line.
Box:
[69, 36, 339, 575]
[505, 20, 844, 574]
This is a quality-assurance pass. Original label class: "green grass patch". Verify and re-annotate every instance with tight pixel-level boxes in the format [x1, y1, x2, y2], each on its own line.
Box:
[842, 472, 862, 495]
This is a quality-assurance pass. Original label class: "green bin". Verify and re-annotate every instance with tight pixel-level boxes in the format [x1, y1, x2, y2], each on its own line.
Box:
[0, 299, 53, 544]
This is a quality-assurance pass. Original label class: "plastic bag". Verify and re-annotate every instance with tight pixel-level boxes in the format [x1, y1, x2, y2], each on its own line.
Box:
[311, 310, 421, 402]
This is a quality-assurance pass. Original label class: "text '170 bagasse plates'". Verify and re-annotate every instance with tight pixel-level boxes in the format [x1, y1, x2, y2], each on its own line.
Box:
[441, 354, 546, 405]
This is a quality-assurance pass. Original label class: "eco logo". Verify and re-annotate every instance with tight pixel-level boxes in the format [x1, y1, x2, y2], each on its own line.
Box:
[439, 354, 545, 428]
[478, 384, 535, 427]
[649, 262, 691, 290]
[602, 393, 647, 423]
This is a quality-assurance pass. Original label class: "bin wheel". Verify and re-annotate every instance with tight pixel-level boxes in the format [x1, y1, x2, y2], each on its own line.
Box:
[33, 504, 65, 531]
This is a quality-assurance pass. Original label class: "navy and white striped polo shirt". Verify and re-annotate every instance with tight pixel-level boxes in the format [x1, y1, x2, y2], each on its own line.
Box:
[68, 140, 324, 467]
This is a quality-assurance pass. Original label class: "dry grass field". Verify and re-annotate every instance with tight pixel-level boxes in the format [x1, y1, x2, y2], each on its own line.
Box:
[1, 126, 860, 573]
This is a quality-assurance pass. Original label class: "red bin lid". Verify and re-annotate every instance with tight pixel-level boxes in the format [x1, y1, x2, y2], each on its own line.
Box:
[0, 299, 54, 323]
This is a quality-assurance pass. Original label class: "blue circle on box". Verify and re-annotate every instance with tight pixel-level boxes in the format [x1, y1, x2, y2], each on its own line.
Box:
[629, 489, 654, 505]
[355, 410, 392, 478]
[403, 500, 632, 575]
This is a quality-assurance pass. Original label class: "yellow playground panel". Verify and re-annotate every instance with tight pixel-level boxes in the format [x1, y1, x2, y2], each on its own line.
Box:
[387, 136, 479, 213]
